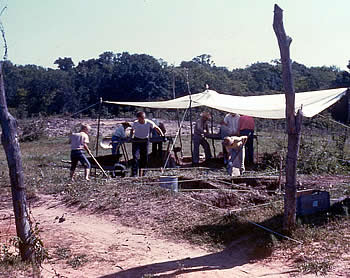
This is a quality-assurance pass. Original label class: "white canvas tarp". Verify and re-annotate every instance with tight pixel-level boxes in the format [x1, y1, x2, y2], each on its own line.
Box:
[104, 87, 348, 119]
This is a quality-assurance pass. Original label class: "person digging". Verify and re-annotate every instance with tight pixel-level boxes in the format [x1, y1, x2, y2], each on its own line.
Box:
[69, 123, 92, 181]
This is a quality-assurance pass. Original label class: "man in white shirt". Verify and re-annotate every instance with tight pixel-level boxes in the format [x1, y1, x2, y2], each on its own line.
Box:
[130, 111, 164, 176]
[224, 113, 240, 136]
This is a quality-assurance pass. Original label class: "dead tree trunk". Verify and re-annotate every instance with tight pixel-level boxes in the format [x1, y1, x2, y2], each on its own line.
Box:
[0, 62, 34, 260]
[273, 4, 303, 232]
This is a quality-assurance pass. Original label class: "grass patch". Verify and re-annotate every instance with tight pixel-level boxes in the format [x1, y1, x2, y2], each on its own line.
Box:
[67, 254, 89, 269]
[52, 246, 89, 269]
[298, 259, 333, 276]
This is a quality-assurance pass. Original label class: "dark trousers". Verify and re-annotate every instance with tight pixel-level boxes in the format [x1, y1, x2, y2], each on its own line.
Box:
[70, 149, 91, 171]
[192, 135, 212, 164]
[240, 129, 254, 165]
[152, 142, 163, 159]
[111, 135, 122, 156]
[132, 138, 149, 176]
[222, 143, 229, 165]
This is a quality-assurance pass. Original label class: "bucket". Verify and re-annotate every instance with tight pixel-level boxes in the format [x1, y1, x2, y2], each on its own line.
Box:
[159, 176, 178, 192]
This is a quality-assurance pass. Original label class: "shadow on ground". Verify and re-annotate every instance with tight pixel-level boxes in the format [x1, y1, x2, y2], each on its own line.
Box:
[99, 237, 263, 278]
[98, 215, 276, 278]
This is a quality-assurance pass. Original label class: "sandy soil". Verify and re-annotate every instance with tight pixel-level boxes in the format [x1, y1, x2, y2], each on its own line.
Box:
[0, 194, 300, 278]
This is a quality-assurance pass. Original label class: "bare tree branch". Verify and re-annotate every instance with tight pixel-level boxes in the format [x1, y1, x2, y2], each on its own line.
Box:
[0, 6, 34, 260]
[0, 6, 7, 60]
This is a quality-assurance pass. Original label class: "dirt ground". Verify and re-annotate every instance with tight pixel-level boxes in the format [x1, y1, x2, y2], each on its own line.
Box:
[1, 194, 300, 278]
[2, 192, 349, 278]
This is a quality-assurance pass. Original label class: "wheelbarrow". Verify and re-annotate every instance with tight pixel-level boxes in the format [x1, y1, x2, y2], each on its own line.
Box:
[87, 154, 127, 178]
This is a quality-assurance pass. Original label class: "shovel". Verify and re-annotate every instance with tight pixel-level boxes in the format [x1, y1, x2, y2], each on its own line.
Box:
[86, 149, 109, 178]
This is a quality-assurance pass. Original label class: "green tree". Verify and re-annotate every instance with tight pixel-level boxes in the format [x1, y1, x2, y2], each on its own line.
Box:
[54, 57, 75, 71]
[110, 52, 170, 101]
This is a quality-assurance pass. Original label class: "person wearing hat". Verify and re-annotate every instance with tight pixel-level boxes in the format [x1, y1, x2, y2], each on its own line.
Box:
[223, 135, 248, 176]
[192, 111, 212, 166]
[111, 121, 131, 157]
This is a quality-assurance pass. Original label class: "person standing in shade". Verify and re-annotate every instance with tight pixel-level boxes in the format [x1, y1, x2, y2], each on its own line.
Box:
[69, 123, 91, 181]
[111, 122, 130, 157]
[151, 118, 166, 160]
[192, 111, 212, 166]
[219, 120, 231, 165]
[224, 112, 240, 136]
[239, 115, 255, 166]
[130, 111, 164, 176]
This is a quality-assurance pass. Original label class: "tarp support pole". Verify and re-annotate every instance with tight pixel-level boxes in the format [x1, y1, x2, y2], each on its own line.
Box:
[176, 110, 184, 157]
[210, 108, 216, 158]
[186, 69, 193, 163]
[95, 97, 103, 157]
[172, 68, 184, 157]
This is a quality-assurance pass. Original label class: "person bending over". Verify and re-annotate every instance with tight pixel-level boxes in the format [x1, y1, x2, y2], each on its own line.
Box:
[111, 121, 131, 157]
[223, 135, 247, 176]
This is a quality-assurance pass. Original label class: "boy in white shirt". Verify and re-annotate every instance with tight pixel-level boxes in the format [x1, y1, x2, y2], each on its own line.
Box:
[69, 124, 91, 181]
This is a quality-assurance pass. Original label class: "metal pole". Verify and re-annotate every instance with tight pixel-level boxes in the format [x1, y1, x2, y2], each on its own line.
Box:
[185, 69, 193, 163]
[255, 133, 259, 164]
[210, 108, 216, 158]
[95, 97, 103, 156]
[173, 68, 184, 157]
[121, 143, 129, 163]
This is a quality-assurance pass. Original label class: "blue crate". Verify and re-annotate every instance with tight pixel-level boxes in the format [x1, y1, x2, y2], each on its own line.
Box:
[296, 190, 330, 216]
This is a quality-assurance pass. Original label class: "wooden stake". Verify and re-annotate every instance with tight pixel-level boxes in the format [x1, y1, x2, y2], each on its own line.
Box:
[273, 4, 303, 232]
[0, 62, 34, 261]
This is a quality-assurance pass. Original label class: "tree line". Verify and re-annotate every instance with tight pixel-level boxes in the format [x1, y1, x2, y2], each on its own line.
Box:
[3, 52, 350, 118]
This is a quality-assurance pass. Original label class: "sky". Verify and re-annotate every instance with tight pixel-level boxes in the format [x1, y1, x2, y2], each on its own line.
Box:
[2, 0, 350, 70]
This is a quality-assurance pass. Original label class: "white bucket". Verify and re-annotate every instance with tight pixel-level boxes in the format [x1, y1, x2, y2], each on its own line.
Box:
[159, 176, 178, 192]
